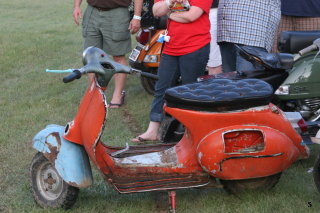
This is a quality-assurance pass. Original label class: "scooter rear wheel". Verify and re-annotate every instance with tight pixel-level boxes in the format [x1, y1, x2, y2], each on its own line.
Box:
[313, 153, 320, 193]
[30, 152, 79, 209]
[220, 173, 282, 194]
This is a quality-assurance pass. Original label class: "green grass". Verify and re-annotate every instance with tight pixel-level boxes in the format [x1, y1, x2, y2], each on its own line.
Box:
[1, 0, 320, 212]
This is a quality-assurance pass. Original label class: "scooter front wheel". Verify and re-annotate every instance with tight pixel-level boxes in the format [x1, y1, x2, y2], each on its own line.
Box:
[313, 153, 320, 193]
[30, 152, 79, 209]
[220, 173, 282, 194]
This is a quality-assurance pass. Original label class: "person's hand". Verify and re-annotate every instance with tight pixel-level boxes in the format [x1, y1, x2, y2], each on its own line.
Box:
[128, 19, 141, 34]
[73, 7, 82, 25]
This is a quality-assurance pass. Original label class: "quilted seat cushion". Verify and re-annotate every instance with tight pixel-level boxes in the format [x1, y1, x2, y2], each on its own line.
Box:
[164, 78, 273, 112]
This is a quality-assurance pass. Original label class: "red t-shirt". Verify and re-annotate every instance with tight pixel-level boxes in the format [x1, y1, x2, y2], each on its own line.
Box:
[155, 0, 213, 56]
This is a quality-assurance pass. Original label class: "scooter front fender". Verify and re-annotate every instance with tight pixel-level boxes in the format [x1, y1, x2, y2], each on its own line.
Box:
[32, 124, 93, 188]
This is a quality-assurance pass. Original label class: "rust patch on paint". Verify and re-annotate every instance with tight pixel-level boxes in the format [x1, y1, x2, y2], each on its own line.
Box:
[43, 132, 61, 165]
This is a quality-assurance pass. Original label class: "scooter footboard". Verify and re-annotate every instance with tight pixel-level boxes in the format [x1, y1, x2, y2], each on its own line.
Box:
[32, 124, 93, 187]
[197, 125, 302, 180]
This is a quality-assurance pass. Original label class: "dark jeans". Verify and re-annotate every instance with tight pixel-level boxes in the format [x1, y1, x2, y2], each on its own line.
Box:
[219, 42, 265, 73]
[150, 44, 210, 122]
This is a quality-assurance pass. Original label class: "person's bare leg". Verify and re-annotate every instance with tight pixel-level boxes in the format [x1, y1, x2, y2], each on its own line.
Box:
[131, 121, 160, 142]
[108, 55, 127, 108]
[207, 65, 222, 75]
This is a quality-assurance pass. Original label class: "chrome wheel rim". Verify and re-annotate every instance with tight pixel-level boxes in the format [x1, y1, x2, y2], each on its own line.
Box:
[36, 161, 63, 200]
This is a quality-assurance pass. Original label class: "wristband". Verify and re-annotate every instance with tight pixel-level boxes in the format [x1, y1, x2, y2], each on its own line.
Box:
[133, 15, 141, 20]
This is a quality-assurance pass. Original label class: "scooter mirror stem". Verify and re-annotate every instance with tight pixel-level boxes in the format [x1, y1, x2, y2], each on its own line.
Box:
[299, 38, 320, 56]
[313, 38, 320, 48]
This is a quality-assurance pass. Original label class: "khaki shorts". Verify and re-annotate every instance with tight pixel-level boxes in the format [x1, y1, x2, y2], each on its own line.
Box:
[82, 5, 131, 56]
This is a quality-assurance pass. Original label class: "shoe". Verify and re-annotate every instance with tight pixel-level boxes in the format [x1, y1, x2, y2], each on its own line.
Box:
[108, 90, 126, 109]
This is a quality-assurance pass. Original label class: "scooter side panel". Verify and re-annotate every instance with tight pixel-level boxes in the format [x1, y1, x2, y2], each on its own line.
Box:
[277, 53, 320, 100]
[197, 125, 300, 180]
[165, 104, 309, 159]
[32, 124, 93, 188]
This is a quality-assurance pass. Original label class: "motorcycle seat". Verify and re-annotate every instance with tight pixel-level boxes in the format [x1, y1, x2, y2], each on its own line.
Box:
[200, 69, 288, 91]
[237, 45, 294, 71]
[165, 78, 273, 112]
[278, 31, 320, 53]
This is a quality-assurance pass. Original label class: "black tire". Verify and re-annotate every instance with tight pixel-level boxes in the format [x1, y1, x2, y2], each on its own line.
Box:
[140, 68, 157, 95]
[30, 152, 79, 209]
[220, 173, 282, 194]
[313, 153, 320, 193]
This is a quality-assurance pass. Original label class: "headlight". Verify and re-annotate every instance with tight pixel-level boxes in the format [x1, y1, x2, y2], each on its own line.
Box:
[275, 85, 290, 95]
[143, 55, 158, 63]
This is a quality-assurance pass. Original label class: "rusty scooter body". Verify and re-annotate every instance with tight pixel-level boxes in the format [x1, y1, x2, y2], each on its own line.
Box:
[30, 47, 309, 211]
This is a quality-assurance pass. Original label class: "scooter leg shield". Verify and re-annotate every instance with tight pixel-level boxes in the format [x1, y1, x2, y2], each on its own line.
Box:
[32, 124, 93, 188]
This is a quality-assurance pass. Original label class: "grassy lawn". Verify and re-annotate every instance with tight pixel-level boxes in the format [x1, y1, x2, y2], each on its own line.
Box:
[0, 0, 320, 212]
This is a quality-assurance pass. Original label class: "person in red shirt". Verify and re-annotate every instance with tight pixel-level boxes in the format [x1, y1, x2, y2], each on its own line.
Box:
[132, 0, 212, 142]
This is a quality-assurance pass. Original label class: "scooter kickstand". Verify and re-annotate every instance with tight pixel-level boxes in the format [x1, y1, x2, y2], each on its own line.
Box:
[168, 190, 176, 213]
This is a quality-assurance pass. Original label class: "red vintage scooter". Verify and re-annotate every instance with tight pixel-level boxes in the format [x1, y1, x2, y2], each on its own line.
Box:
[30, 47, 309, 212]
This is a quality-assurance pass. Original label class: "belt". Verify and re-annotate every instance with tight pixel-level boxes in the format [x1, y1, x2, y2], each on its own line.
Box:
[92, 6, 111, 11]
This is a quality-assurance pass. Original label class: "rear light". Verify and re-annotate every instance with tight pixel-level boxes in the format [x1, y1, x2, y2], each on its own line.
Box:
[143, 55, 158, 63]
[284, 112, 308, 134]
[224, 130, 265, 153]
[297, 119, 308, 133]
[136, 29, 150, 45]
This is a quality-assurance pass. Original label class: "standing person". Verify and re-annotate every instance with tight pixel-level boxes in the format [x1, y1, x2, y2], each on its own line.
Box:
[73, 0, 143, 108]
[273, 0, 320, 52]
[207, 0, 222, 75]
[131, 0, 212, 142]
[217, 0, 281, 73]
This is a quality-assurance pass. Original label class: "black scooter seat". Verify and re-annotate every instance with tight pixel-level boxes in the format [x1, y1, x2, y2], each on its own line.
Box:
[165, 78, 273, 112]
[238, 45, 294, 71]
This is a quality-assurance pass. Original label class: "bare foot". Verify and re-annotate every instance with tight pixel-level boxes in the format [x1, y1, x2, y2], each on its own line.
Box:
[131, 121, 160, 143]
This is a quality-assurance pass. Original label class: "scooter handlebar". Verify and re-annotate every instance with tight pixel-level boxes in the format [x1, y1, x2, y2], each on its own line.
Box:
[140, 72, 159, 80]
[299, 44, 318, 56]
[131, 68, 159, 80]
[63, 70, 82, 83]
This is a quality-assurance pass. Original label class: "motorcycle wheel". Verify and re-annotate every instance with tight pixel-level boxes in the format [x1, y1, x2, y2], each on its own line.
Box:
[30, 152, 79, 209]
[220, 173, 282, 194]
[313, 153, 320, 193]
[140, 68, 157, 95]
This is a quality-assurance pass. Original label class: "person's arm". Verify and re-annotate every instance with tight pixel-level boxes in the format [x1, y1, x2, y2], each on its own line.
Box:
[129, 0, 142, 34]
[153, 0, 170, 17]
[73, 0, 83, 25]
[168, 6, 204, 23]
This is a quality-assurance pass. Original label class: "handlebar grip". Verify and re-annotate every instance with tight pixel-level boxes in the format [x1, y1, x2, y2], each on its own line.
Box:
[140, 72, 159, 80]
[63, 70, 82, 83]
[299, 44, 317, 56]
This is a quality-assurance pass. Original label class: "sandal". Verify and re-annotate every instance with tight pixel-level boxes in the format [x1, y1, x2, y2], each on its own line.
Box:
[108, 90, 126, 109]
[131, 136, 159, 143]
[131, 137, 148, 143]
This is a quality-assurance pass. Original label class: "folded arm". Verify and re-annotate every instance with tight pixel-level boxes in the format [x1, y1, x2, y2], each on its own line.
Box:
[153, 0, 204, 23]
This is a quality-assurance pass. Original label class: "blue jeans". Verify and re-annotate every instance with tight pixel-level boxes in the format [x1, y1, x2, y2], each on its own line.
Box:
[150, 44, 210, 122]
[219, 42, 264, 73]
